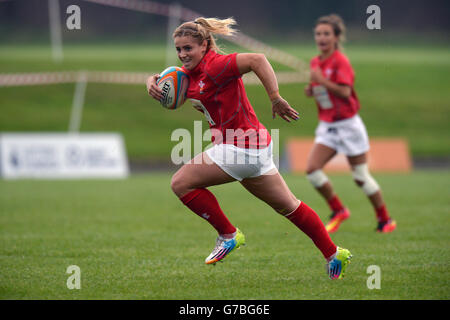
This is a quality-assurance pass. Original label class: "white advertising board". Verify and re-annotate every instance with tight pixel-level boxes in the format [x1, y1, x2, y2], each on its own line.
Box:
[0, 133, 129, 179]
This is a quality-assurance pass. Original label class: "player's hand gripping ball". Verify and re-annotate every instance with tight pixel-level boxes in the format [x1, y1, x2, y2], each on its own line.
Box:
[156, 66, 189, 110]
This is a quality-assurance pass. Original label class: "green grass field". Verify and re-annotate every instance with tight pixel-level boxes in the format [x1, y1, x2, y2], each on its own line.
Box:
[1, 43, 449, 159]
[1, 171, 449, 299]
[0, 41, 449, 302]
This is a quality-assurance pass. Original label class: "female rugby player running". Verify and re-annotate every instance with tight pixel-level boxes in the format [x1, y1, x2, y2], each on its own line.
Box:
[147, 17, 351, 279]
[304, 14, 396, 233]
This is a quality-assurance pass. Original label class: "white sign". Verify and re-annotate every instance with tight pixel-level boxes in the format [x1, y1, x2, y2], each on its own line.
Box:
[0, 133, 129, 179]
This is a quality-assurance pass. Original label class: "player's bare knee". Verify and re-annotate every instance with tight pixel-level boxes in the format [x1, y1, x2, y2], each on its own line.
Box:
[170, 172, 189, 197]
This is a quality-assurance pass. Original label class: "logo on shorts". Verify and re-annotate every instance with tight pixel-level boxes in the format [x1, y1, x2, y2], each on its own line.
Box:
[327, 127, 338, 134]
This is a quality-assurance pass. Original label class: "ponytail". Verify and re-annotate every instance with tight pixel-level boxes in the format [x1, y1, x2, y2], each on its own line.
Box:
[173, 17, 237, 53]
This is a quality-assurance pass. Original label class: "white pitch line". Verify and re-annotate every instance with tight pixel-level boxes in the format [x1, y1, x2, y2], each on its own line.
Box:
[68, 71, 88, 133]
[48, 0, 64, 63]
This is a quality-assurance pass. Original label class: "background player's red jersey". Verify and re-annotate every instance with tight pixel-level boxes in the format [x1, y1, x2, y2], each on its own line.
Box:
[183, 50, 271, 149]
[310, 50, 360, 122]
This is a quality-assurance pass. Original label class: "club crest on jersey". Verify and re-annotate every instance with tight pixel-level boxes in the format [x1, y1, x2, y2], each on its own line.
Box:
[325, 68, 333, 78]
[199, 80, 205, 94]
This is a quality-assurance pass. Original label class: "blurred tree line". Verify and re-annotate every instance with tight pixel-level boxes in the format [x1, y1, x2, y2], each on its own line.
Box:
[1, 0, 449, 43]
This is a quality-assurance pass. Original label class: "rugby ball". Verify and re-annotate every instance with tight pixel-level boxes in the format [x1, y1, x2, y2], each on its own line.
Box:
[156, 66, 189, 110]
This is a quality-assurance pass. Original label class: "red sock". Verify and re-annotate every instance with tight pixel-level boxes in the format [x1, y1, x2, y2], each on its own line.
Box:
[327, 194, 344, 212]
[180, 188, 236, 235]
[285, 202, 337, 259]
[375, 204, 390, 223]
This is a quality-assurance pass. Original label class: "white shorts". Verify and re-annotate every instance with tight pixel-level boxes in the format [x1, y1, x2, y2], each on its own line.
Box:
[314, 114, 370, 156]
[205, 141, 277, 181]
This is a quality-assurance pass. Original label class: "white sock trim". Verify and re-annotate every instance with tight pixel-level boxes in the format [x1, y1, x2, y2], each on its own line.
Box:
[326, 247, 339, 262]
[282, 200, 302, 218]
[219, 231, 237, 240]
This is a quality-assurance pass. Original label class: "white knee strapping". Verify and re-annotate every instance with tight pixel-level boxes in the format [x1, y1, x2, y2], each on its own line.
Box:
[307, 170, 329, 188]
[352, 163, 380, 195]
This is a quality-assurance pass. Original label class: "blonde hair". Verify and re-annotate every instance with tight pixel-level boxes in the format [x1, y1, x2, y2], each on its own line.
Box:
[172, 17, 237, 53]
[315, 14, 346, 49]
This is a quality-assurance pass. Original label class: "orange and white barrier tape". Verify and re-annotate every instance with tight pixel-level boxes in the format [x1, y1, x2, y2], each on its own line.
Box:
[0, 71, 306, 87]
[0, 72, 77, 86]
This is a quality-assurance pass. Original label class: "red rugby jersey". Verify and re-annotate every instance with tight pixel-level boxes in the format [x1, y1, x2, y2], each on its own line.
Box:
[310, 50, 360, 122]
[182, 50, 271, 149]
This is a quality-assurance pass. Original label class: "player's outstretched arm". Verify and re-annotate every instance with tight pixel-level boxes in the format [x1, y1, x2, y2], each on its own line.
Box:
[236, 53, 299, 122]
